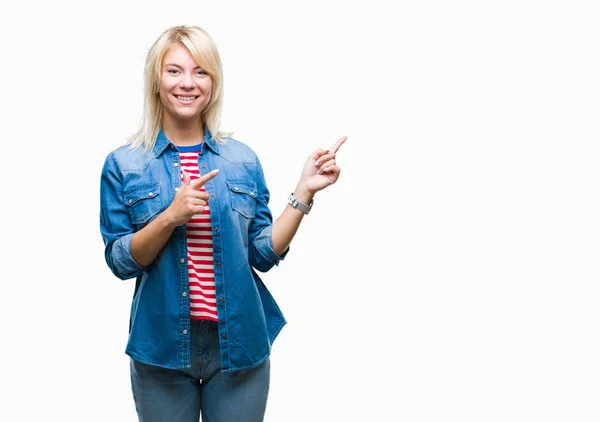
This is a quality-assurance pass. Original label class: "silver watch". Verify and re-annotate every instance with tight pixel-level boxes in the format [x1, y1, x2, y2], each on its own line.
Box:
[288, 193, 313, 214]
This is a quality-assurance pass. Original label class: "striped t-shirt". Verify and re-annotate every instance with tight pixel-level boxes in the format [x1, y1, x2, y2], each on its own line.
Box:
[178, 144, 217, 322]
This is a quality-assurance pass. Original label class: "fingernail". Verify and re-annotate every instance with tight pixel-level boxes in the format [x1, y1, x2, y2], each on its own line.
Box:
[317, 170, 321, 175]
[323, 167, 329, 173]
[315, 161, 320, 166]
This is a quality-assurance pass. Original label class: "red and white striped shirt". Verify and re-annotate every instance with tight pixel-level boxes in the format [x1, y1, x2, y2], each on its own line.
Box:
[179, 150, 217, 322]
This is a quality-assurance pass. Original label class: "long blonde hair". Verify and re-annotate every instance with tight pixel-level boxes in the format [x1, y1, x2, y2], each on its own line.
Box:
[128, 25, 231, 151]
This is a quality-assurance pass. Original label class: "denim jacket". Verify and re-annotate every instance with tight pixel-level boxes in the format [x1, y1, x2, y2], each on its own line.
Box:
[100, 129, 288, 373]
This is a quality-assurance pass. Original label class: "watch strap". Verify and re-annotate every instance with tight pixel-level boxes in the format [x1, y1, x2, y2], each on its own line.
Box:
[288, 193, 313, 214]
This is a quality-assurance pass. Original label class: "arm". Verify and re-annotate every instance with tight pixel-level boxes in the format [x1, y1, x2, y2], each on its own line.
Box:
[271, 136, 347, 255]
[128, 210, 177, 267]
[100, 153, 146, 280]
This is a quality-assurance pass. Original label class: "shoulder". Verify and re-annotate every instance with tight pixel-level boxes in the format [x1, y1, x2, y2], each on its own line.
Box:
[103, 143, 155, 173]
[219, 137, 261, 164]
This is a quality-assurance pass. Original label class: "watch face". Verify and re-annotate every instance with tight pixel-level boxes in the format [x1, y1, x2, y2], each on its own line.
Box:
[288, 194, 311, 214]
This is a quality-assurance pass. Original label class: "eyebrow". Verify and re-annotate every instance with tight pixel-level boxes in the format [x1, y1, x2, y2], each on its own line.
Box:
[164, 63, 204, 70]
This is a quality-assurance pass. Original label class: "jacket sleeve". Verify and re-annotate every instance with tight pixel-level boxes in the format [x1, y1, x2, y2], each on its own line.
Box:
[99, 152, 147, 280]
[248, 156, 289, 272]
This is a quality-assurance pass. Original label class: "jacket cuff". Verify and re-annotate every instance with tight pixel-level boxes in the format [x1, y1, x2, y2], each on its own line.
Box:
[112, 233, 147, 278]
[254, 225, 289, 266]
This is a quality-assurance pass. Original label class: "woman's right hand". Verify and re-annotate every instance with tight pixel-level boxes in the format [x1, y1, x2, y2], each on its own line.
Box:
[165, 169, 219, 227]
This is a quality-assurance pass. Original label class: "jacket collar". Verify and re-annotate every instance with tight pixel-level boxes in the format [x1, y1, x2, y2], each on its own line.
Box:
[154, 127, 220, 157]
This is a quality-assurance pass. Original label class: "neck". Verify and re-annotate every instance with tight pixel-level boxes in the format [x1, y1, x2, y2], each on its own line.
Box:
[162, 116, 204, 146]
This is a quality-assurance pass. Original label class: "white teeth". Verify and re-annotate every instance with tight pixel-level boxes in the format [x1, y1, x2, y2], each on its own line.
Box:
[177, 96, 196, 101]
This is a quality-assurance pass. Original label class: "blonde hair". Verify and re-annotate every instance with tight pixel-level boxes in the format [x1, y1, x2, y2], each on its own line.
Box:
[128, 25, 231, 151]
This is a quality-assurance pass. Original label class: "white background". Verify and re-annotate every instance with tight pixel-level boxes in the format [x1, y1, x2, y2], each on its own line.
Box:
[1, 0, 599, 421]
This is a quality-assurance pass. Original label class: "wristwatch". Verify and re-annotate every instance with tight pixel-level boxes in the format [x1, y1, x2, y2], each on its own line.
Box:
[288, 193, 314, 215]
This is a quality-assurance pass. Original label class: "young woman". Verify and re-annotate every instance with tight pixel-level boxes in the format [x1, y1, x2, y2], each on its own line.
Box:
[100, 25, 346, 421]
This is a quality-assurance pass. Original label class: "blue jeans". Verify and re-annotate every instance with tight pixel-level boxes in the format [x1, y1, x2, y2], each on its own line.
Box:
[130, 319, 270, 421]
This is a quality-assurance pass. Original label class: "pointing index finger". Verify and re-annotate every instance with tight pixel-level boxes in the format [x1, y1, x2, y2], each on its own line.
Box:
[330, 136, 347, 154]
[190, 169, 219, 189]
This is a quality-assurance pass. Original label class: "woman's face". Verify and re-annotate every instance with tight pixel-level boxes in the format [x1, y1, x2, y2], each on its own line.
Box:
[159, 43, 213, 126]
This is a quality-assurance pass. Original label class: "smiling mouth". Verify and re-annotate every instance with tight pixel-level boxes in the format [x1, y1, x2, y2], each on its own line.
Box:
[174, 95, 199, 102]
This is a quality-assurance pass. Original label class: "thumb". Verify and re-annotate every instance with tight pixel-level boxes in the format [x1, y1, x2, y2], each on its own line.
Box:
[190, 169, 220, 189]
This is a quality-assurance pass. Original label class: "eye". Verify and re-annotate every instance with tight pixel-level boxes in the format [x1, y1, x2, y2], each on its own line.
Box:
[167, 68, 180, 75]
[196, 70, 208, 76]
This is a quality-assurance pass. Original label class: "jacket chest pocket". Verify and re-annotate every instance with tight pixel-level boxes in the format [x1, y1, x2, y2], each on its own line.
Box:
[226, 180, 257, 219]
[124, 183, 162, 225]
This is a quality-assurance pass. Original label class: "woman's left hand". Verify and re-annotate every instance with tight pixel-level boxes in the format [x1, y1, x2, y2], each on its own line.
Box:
[298, 136, 347, 195]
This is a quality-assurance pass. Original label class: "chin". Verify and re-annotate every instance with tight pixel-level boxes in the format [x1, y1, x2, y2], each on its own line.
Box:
[172, 109, 202, 120]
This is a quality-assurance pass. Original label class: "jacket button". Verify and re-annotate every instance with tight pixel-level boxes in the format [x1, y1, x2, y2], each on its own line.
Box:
[222, 333, 227, 339]
[201, 164, 206, 169]
[182, 292, 187, 297]
[215, 227, 220, 232]
[216, 262, 222, 268]
[210, 193, 215, 197]
[219, 297, 224, 302]
[180, 258, 185, 263]
[174, 163, 179, 167]
[183, 329, 188, 335]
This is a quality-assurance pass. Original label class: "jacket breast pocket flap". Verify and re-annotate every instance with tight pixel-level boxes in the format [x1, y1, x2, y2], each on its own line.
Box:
[124, 183, 162, 225]
[226, 180, 257, 219]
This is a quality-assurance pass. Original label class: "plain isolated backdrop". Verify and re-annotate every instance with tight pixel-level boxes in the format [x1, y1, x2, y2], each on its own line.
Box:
[1, 0, 599, 421]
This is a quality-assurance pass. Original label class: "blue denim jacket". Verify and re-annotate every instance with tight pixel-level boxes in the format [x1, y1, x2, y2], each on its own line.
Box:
[100, 129, 288, 373]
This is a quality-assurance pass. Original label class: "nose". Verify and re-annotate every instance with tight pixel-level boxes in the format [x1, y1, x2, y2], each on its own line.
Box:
[179, 72, 195, 90]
